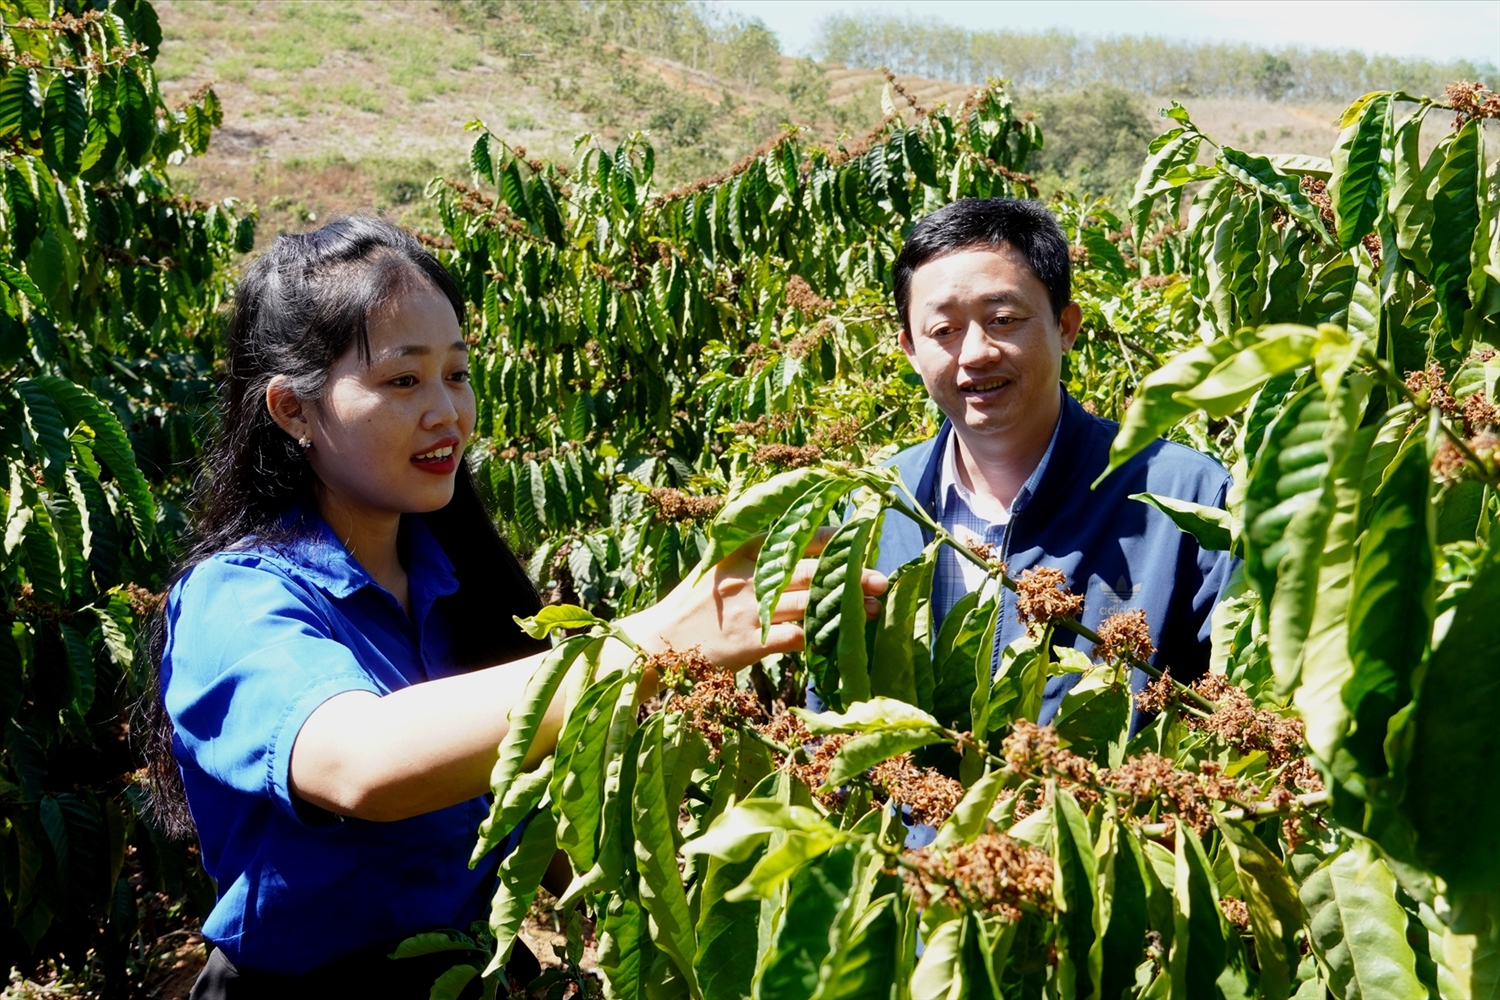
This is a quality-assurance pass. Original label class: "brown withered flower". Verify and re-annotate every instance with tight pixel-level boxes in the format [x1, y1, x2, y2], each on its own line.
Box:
[754, 443, 824, 469]
[645, 487, 723, 523]
[1093, 609, 1156, 663]
[871, 755, 966, 827]
[1188, 675, 1307, 767]
[904, 833, 1053, 919]
[1013, 567, 1085, 629]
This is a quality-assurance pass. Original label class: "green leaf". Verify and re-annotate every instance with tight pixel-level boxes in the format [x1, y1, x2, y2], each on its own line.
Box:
[20, 503, 65, 605]
[1051, 661, 1131, 767]
[1098, 816, 1151, 1000]
[469, 131, 493, 184]
[600, 897, 647, 1000]
[699, 467, 831, 574]
[388, 928, 482, 960]
[805, 514, 878, 710]
[1388, 105, 1438, 277]
[808, 893, 900, 1000]
[1216, 816, 1304, 1000]
[1329, 93, 1390, 251]
[1399, 528, 1500, 895]
[754, 476, 853, 643]
[1428, 119, 1481, 334]
[681, 799, 831, 862]
[514, 603, 604, 639]
[1174, 324, 1325, 418]
[1342, 435, 1432, 779]
[1299, 847, 1423, 1000]
[552, 671, 627, 872]
[41, 72, 85, 177]
[1218, 146, 1327, 241]
[1053, 788, 1099, 1000]
[484, 798, 558, 972]
[1102, 328, 1261, 481]
[1293, 392, 1379, 757]
[16, 379, 71, 489]
[758, 844, 858, 997]
[934, 766, 1006, 849]
[870, 540, 938, 709]
[693, 848, 763, 1000]
[26, 376, 156, 543]
[725, 828, 845, 902]
[1131, 128, 1201, 236]
[909, 916, 964, 999]
[793, 697, 941, 735]
[1130, 492, 1236, 552]
[820, 729, 947, 791]
[633, 715, 701, 997]
[472, 634, 598, 864]
[0, 67, 40, 139]
[1169, 825, 1226, 1000]
[116, 67, 154, 163]
[427, 964, 480, 1000]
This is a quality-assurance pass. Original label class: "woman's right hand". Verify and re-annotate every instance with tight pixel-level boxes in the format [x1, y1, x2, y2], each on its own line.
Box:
[618, 526, 888, 671]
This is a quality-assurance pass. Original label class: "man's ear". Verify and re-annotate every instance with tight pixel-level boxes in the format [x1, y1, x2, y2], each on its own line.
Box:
[265, 376, 312, 443]
[897, 326, 916, 361]
[1058, 301, 1083, 353]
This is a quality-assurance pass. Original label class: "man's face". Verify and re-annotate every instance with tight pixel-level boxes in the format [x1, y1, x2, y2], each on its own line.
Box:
[899, 244, 1081, 449]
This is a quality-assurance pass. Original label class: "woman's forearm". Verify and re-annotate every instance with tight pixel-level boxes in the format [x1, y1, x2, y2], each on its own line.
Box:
[289, 615, 654, 822]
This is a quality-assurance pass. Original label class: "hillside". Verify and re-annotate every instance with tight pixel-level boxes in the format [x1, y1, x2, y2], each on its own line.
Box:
[153, 1, 1360, 246]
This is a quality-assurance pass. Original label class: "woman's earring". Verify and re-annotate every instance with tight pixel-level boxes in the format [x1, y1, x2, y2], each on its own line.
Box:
[298, 436, 312, 450]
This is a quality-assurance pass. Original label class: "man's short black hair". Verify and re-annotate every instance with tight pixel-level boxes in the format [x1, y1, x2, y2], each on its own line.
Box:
[893, 198, 1072, 329]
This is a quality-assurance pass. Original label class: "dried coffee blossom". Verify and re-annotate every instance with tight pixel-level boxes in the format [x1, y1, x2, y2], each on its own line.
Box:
[904, 833, 1053, 919]
[871, 755, 966, 826]
[1405, 363, 1457, 415]
[1102, 752, 1245, 835]
[1000, 721, 1100, 809]
[757, 713, 813, 751]
[1133, 673, 1176, 715]
[651, 646, 766, 759]
[1014, 567, 1085, 629]
[1188, 675, 1306, 767]
[785, 275, 834, 316]
[646, 487, 723, 523]
[1462, 391, 1497, 436]
[1093, 609, 1156, 663]
[1220, 896, 1250, 932]
[753, 443, 824, 469]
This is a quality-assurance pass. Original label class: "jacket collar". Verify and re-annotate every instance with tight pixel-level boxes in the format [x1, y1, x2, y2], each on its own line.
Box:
[914, 385, 1090, 515]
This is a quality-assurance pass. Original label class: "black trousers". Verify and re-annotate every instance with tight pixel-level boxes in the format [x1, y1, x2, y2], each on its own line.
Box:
[188, 938, 541, 1000]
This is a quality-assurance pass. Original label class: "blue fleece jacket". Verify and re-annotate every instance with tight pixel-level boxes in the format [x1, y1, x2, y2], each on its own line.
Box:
[867, 388, 1235, 727]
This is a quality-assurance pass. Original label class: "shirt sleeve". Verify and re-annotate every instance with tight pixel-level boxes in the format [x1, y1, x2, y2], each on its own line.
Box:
[161, 554, 382, 823]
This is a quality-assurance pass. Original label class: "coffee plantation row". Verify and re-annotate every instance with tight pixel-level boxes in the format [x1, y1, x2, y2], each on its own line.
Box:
[2, 0, 1498, 996]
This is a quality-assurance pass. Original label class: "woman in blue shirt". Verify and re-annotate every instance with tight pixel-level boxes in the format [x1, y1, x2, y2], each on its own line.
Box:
[143, 218, 877, 998]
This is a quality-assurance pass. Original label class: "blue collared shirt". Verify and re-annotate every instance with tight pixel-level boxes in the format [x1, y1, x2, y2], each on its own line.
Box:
[161, 512, 501, 975]
[931, 411, 1061, 629]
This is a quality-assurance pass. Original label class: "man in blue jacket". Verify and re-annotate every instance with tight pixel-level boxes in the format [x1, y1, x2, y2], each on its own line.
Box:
[866, 197, 1234, 727]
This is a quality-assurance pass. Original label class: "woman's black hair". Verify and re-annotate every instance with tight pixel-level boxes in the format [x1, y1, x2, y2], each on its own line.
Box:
[892, 198, 1073, 328]
[139, 216, 547, 838]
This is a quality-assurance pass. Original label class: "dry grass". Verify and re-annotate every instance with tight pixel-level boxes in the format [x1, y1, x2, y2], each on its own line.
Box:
[153, 1, 1398, 249]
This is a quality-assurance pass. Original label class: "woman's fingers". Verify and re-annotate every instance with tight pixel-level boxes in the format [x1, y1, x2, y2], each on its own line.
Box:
[861, 568, 889, 597]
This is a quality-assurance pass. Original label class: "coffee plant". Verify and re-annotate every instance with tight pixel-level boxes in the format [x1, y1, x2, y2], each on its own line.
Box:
[421, 78, 1500, 1000]
[0, 0, 250, 986]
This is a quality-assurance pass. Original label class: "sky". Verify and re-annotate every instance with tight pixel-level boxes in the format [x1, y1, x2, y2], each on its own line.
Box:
[712, 0, 1500, 65]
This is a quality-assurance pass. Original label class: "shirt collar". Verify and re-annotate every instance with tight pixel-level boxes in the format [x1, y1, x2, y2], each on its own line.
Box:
[935, 391, 1063, 523]
[274, 504, 460, 608]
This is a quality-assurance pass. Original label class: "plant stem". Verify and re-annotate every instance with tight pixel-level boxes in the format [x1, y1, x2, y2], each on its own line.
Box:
[1137, 790, 1329, 837]
[887, 491, 1218, 715]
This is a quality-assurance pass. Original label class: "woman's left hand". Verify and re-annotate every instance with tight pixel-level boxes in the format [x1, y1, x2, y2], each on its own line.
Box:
[619, 526, 888, 670]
